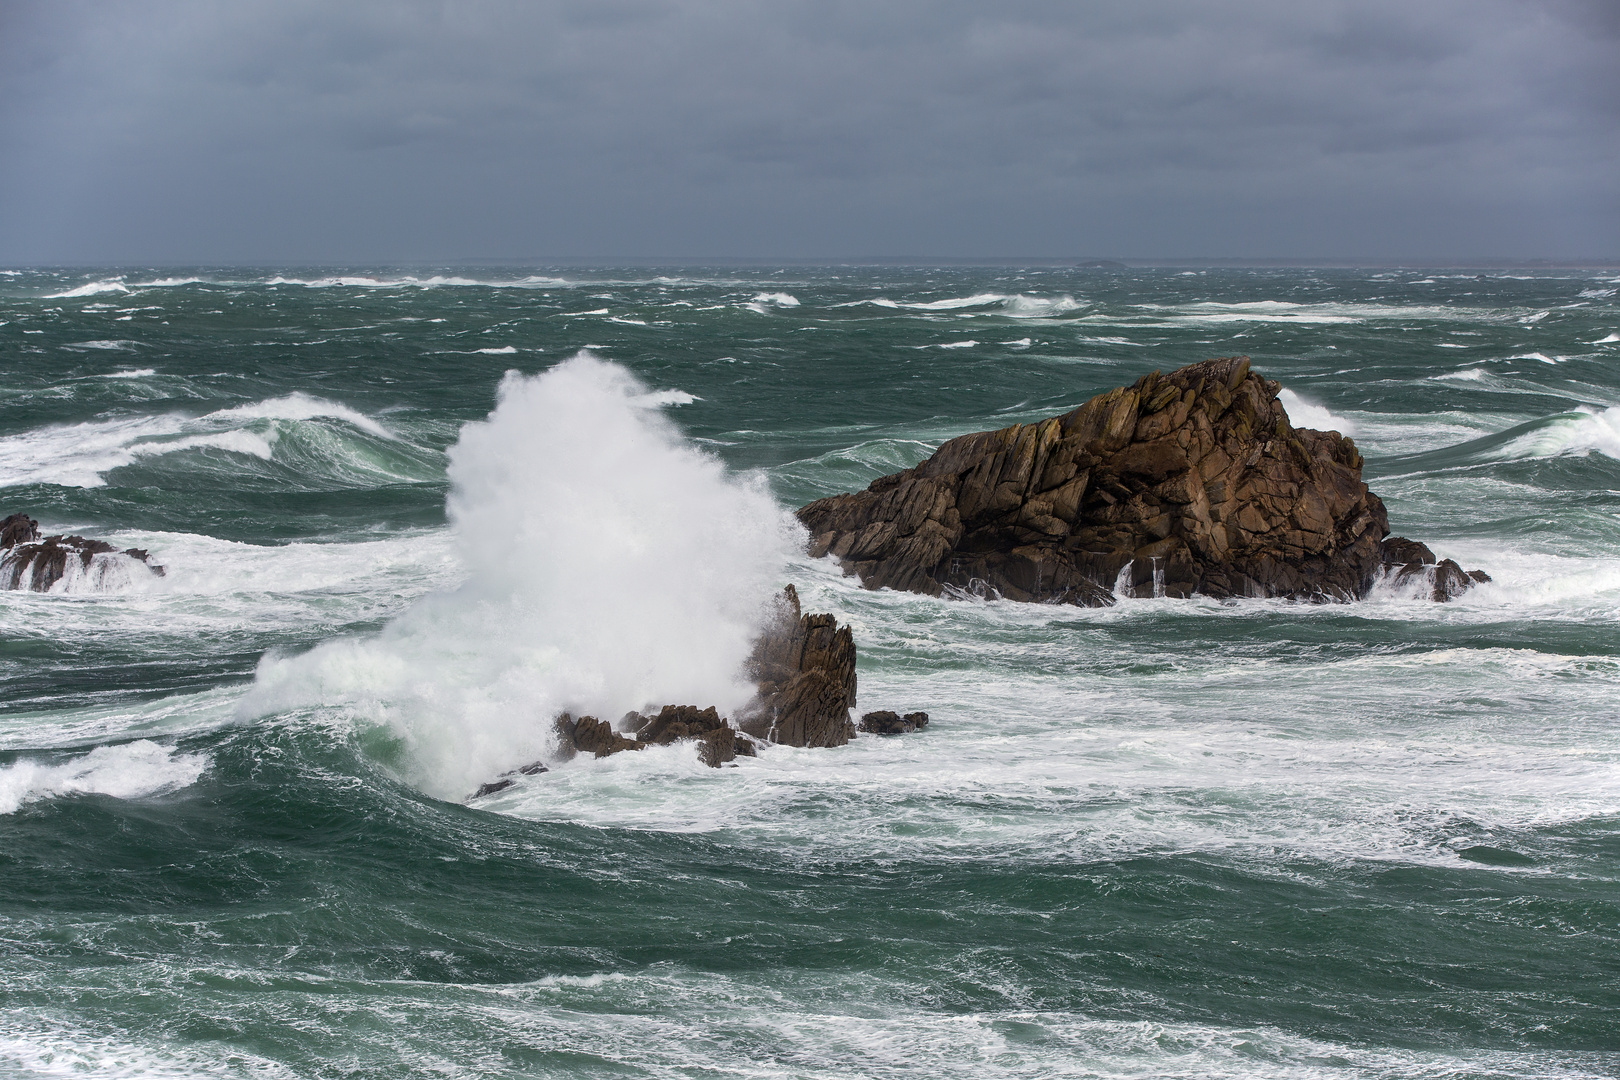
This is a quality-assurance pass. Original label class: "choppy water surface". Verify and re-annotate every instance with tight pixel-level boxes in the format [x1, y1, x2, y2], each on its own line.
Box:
[1, 266, 1618, 1078]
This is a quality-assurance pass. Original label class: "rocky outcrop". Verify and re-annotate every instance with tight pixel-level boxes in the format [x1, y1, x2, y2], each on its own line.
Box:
[1, 512, 165, 592]
[799, 357, 1478, 604]
[859, 710, 929, 735]
[738, 584, 858, 747]
[626, 704, 758, 767]
[554, 713, 644, 759]
[1380, 537, 1491, 602]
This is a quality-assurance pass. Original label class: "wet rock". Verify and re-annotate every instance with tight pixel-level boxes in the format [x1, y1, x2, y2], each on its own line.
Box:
[859, 710, 930, 735]
[799, 357, 1402, 603]
[1379, 536, 1490, 601]
[555, 712, 644, 759]
[802, 366, 1491, 607]
[467, 762, 547, 800]
[627, 704, 756, 767]
[1, 511, 166, 591]
[738, 585, 858, 747]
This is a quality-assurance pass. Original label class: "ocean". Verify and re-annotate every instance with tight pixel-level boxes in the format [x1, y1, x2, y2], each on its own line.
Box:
[1, 265, 1617, 1078]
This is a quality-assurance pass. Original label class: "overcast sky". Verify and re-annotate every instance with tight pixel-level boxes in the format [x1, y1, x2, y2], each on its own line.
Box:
[1, 0, 1614, 263]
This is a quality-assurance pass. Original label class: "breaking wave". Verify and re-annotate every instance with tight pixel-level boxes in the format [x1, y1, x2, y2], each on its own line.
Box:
[0, 740, 208, 815]
[238, 353, 803, 799]
[0, 393, 418, 489]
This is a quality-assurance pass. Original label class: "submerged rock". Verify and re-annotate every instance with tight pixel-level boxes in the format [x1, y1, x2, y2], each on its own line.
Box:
[1, 512, 166, 592]
[858, 710, 929, 735]
[798, 357, 1480, 604]
[738, 584, 858, 747]
[467, 761, 548, 800]
[1379, 536, 1491, 602]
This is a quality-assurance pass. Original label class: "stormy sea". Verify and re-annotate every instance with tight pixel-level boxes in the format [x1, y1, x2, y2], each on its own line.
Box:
[1, 265, 1617, 1079]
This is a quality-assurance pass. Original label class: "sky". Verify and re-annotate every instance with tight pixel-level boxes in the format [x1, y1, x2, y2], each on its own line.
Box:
[1, 0, 1615, 264]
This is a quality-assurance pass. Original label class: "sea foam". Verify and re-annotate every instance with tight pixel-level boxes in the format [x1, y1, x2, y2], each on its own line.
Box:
[239, 353, 803, 799]
[0, 740, 208, 815]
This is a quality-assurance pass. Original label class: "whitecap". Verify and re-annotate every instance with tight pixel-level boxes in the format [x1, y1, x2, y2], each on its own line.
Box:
[1491, 406, 1620, 461]
[1593, 333, 1620, 344]
[44, 280, 129, 298]
[96, 368, 157, 379]
[475, 346, 518, 355]
[745, 292, 801, 314]
[0, 740, 208, 815]
[60, 340, 139, 351]
[0, 393, 399, 488]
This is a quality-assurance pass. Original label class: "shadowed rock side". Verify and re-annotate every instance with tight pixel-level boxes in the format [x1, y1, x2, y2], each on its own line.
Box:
[737, 584, 858, 748]
[799, 356, 1481, 604]
[1, 512, 166, 592]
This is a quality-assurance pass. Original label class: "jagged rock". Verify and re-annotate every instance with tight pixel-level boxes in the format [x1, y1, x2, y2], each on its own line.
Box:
[859, 710, 930, 735]
[471, 778, 515, 798]
[738, 585, 858, 747]
[555, 713, 644, 759]
[626, 704, 757, 767]
[801, 357, 1417, 603]
[1, 511, 166, 591]
[1379, 536, 1490, 602]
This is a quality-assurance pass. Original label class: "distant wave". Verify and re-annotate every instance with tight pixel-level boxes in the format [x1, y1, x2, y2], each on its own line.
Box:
[842, 293, 1084, 319]
[0, 392, 425, 489]
[42, 274, 575, 297]
[1377, 407, 1620, 474]
[745, 292, 801, 314]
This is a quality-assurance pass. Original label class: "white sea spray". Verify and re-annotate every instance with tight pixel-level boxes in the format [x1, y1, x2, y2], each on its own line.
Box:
[238, 352, 804, 799]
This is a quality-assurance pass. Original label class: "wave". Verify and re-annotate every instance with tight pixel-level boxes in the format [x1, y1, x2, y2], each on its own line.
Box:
[0, 393, 416, 489]
[1276, 389, 1358, 435]
[43, 277, 206, 298]
[845, 294, 1084, 318]
[745, 291, 801, 314]
[262, 274, 572, 289]
[1378, 407, 1620, 473]
[0, 740, 208, 815]
[60, 339, 140, 351]
[1594, 333, 1620, 344]
[238, 352, 803, 799]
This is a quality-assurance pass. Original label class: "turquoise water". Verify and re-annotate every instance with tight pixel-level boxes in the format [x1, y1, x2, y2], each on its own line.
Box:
[1, 266, 1618, 1078]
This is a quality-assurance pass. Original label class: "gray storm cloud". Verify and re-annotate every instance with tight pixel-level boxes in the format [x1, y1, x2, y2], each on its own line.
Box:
[0, 0, 1614, 262]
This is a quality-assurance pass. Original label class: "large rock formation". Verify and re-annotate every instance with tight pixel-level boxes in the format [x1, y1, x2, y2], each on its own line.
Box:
[738, 584, 858, 747]
[799, 357, 1479, 604]
[1, 512, 165, 592]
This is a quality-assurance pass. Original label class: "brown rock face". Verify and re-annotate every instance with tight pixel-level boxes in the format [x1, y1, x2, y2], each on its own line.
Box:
[798, 357, 1396, 603]
[626, 704, 757, 767]
[738, 585, 858, 747]
[1, 511, 166, 591]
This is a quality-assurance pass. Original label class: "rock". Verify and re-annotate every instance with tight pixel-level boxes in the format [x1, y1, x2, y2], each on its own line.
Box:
[466, 761, 547, 801]
[799, 357, 1466, 604]
[1379, 536, 1490, 601]
[738, 585, 858, 747]
[555, 713, 643, 759]
[859, 710, 929, 735]
[627, 704, 757, 767]
[1, 511, 166, 591]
